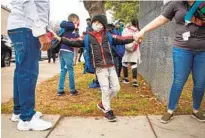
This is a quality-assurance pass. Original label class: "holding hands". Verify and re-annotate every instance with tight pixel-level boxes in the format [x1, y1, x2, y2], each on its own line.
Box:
[133, 30, 145, 44]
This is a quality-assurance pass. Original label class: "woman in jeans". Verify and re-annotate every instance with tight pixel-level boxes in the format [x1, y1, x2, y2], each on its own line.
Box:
[135, 1, 205, 123]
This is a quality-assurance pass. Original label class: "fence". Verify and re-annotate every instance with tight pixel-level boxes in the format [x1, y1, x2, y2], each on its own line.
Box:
[139, 1, 175, 101]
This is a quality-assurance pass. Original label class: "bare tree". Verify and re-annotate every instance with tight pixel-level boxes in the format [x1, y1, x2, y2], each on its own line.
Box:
[83, 1, 106, 17]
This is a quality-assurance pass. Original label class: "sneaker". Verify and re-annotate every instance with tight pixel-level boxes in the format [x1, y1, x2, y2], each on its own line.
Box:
[132, 81, 139, 87]
[192, 112, 205, 122]
[57, 91, 65, 96]
[11, 111, 43, 122]
[17, 116, 52, 131]
[104, 110, 117, 122]
[97, 101, 105, 113]
[161, 112, 174, 124]
[122, 79, 130, 84]
[70, 90, 79, 96]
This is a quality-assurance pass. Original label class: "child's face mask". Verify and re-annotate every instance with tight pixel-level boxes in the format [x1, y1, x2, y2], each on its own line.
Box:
[92, 23, 103, 32]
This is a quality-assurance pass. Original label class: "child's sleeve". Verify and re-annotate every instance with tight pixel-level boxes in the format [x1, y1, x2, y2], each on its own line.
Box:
[111, 34, 134, 45]
[61, 37, 84, 48]
[60, 21, 75, 31]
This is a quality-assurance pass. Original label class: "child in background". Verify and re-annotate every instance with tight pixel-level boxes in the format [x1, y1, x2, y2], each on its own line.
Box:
[54, 15, 134, 122]
[57, 14, 80, 96]
[122, 18, 141, 87]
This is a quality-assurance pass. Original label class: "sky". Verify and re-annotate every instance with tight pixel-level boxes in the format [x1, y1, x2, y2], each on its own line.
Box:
[1, 0, 92, 34]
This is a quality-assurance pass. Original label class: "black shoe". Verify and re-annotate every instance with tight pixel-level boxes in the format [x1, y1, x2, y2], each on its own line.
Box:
[70, 90, 79, 96]
[132, 81, 139, 87]
[104, 110, 117, 122]
[57, 91, 65, 96]
[122, 79, 130, 84]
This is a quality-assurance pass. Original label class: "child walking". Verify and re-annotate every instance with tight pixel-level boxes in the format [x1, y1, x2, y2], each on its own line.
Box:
[54, 15, 134, 122]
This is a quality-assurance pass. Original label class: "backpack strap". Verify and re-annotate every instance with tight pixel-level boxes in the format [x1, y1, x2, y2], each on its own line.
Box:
[184, 1, 202, 25]
[106, 32, 113, 46]
[83, 34, 95, 74]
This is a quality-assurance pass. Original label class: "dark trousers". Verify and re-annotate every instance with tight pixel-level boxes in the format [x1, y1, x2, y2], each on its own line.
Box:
[123, 62, 137, 79]
[78, 48, 83, 62]
[47, 49, 56, 63]
[113, 56, 122, 77]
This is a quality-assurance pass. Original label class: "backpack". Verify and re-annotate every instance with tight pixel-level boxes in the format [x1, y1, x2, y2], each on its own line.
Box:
[111, 29, 125, 57]
[83, 32, 113, 74]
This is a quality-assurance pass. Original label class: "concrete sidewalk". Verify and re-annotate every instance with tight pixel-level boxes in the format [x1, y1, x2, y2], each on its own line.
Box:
[1, 115, 205, 138]
[1, 60, 60, 103]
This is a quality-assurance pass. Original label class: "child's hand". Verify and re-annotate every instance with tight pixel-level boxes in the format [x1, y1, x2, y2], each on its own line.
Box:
[134, 31, 145, 44]
[53, 34, 61, 41]
[47, 27, 61, 41]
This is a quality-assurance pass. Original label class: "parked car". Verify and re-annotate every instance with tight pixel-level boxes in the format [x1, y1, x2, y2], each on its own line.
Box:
[1, 35, 12, 67]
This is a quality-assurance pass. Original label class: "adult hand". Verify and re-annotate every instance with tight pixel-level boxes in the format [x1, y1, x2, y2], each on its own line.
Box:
[134, 31, 145, 44]
[39, 34, 51, 51]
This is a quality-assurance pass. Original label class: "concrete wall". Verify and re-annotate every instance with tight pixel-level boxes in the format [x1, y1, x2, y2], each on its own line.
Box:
[1, 5, 11, 36]
[138, 1, 175, 101]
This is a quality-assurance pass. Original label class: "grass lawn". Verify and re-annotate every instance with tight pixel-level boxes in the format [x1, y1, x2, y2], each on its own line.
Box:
[2, 63, 205, 116]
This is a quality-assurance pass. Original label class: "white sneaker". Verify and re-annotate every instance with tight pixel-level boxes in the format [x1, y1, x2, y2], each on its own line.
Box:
[17, 116, 52, 131]
[11, 111, 43, 122]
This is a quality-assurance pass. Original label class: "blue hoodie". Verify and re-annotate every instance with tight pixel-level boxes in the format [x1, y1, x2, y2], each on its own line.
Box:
[60, 21, 77, 52]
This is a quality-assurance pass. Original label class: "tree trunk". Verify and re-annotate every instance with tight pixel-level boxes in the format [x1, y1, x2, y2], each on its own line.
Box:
[83, 1, 105, 18]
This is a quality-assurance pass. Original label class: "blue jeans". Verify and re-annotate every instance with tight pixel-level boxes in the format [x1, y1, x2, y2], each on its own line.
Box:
[58, 51, 76, 93]
[168, 47, 205, 111]
[8, 28, 40, 121]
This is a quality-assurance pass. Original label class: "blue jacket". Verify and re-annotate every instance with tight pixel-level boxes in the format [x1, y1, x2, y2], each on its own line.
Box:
[59, 21, 77, 52]
[111, 28, 125, 57]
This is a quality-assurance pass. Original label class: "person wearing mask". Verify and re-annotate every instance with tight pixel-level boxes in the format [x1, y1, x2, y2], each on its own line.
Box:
[112, 22, 125, 80]
[53, 14, 135, 122]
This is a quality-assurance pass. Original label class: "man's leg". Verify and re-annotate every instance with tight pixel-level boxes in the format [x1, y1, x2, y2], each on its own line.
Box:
[9, 28, 39, 121]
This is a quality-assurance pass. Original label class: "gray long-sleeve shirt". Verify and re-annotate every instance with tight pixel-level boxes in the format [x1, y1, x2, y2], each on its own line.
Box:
[7, 0, 50, 37]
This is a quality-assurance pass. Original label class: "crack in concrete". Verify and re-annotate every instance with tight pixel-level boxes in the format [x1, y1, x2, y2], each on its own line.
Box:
[146, 115, 158, 138]
[45, 115, 63, 138]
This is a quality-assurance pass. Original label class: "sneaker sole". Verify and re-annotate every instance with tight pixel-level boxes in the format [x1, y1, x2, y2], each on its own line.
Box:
[191, 115, 205, 123]
[57, 93, 65, 96]
[160, 116, 174, 124]
[133, 85, 139, 87]
[11, 118, 20, 122]
[70, 93, 78, 96]
[97, 104, 106, 113]
[17, 126, 52, 131]
[122, 82, 130, 84]
[104, 117, 117, 122]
